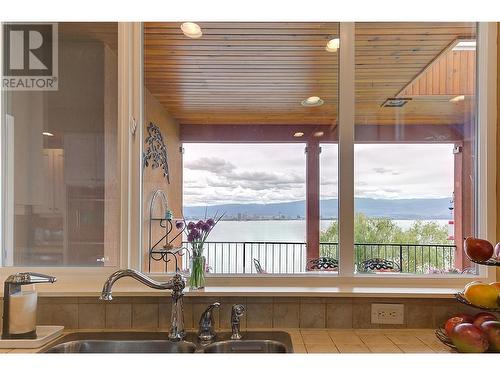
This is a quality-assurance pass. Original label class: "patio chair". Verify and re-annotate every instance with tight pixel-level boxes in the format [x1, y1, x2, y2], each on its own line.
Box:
[358, 258, 401, 273]
[306, 256, 339, 271]
[253, 258, 267, 274]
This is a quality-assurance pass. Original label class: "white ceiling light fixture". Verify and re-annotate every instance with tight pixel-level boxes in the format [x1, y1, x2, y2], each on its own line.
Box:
[293, 132, 304, 138]
[313, 131, 324, 137]
[452, 40, 476, 51]
[181, 22, 203, 39]
[42, 132, 54, 137]
[325, 38, 340, 53]
[301, 96, 324, 107]
[449, 95, 465, 103]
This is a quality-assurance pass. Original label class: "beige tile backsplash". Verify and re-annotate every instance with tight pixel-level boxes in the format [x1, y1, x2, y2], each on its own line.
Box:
[0, 296, 485, 330]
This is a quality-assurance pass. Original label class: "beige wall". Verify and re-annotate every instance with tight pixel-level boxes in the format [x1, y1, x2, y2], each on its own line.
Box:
[496, 23, 500, 281]
[143, 89, 183, 272]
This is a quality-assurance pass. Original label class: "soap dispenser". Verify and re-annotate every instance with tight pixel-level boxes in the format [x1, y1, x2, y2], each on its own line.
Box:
[2, 272, 56, 339]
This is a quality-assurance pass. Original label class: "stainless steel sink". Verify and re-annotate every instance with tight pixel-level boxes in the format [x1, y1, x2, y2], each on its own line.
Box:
[203, 340, 287, 353]
[42, 331, 293, 353]
[45, 340, 196, 353]
[43, 332, 199, 354]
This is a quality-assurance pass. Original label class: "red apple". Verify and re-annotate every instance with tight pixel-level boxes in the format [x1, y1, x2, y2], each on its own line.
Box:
[464, 237, 494, 262]
[494, 242, 500, 260]
[473, 312, 498, 327]
[449, 323, 489, 353]
[444, 314, 475, 336]
[480, 320, 500, 352]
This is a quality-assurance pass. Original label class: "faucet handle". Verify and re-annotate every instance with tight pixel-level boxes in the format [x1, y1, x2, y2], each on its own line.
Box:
[198, 302, 220, 342]
[231, 304, 245, 318]
[201, 302, 220, 318]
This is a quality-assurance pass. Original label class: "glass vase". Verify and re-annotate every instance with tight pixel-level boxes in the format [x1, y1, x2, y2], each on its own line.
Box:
[189, 254, 206, 290]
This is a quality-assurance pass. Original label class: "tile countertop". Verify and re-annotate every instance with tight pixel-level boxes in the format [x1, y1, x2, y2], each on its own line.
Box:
[0, 328, 452, 354]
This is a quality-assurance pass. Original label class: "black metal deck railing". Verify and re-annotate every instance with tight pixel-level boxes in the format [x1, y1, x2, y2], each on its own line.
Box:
[181, 241, 456, 275]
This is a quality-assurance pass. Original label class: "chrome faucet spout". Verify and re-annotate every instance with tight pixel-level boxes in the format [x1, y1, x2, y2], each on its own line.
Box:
[100, 269, 180, 301]
[99, 269, 186, 341]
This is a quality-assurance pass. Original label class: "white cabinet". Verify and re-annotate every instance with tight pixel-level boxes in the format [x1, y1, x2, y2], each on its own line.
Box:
[64, 133, 104, 185]
[33, 149, 65, 215]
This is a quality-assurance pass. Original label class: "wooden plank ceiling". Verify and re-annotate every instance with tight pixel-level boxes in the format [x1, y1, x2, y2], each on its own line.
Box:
[144, 22, 476, 127]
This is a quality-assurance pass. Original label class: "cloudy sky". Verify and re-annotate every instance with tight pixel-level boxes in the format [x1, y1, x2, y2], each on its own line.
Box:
[183, 143, 454, 206]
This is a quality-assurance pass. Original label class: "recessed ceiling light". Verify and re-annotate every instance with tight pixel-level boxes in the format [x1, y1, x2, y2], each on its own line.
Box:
[325, 38, 340, 53]
[181, 22, 202, 39]
[42, 132, 54, 137]
[313, 131, 324, 137]
[450, 95, 465, 103]
[301, 96, 324, 107]
[293, 132, 304, 137]
[452, 40, 476, 51]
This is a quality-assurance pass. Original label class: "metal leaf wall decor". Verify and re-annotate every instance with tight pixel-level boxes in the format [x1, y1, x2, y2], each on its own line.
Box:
[143, 122, 170, 184]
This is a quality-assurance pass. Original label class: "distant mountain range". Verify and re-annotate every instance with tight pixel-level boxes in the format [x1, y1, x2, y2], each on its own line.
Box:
[183, 198, 453, 220]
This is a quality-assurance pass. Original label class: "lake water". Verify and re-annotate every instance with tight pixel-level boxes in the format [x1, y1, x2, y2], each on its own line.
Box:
[205, 219, 449, 242]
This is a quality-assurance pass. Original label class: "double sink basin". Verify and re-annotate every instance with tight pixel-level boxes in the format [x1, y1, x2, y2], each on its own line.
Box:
[42, 331, 293, 353]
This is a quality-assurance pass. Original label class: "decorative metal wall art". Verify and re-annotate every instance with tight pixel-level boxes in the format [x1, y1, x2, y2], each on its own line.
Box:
[143, 122, 170, 183]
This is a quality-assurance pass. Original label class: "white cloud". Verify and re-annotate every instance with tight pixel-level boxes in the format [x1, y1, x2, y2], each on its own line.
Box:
[182, 143, 454, 206]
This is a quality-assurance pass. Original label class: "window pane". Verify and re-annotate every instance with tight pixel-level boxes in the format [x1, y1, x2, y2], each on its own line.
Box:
[143, 22, 339, 275]
[182, 143, 306, 274]
[354, 22, 477, 275]
[1, 23, 120, 266]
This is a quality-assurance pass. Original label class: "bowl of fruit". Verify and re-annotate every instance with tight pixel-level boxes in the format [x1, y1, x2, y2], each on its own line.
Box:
[455, 281, 500, 311]
[436, 312, 500, 353]
[464, 237, 500, 266]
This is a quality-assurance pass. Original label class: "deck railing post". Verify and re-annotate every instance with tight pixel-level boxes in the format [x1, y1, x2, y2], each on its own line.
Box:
[243, 242, 246, 274]
[399, 245, 403, 273]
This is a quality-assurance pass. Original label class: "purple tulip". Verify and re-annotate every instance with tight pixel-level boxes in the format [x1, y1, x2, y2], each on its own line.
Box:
[187, 233, 194, 242]
[202, 223, 211, 232]
[190, 228, 200, 239]
[187, 222, 195, 230]
[175, 221, 184, 230]
[206, 218, 215, 227]
[195, 220, 204, 229]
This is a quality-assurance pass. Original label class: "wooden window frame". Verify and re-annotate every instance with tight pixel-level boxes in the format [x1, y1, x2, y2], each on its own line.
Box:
[0, 22, 496, 295]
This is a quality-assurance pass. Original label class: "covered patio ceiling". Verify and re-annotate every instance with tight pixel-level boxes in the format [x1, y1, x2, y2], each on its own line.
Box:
[144, 22, 477, 127]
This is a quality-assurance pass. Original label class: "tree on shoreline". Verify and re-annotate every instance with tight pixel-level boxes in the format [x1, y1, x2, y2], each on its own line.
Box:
[320, 212, 449, 244]
[320, 213, 452, 273]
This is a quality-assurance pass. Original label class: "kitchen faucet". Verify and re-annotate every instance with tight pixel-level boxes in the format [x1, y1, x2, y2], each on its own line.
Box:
[100, 269, 186, 341]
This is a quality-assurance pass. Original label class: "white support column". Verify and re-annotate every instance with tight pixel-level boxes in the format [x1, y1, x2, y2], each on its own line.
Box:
[476, 22, 497, 280]
[118, 22, 144, 270]
[338, 22, 355, 277]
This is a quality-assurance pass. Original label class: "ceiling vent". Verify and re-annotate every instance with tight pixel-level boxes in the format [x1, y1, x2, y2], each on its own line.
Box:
[381, 98, 412, 108]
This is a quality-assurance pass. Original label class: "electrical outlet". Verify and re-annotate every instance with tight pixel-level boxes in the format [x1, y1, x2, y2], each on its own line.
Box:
[371, 303, 404, 325]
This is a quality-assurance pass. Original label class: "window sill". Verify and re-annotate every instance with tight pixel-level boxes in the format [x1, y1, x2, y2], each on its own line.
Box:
[12, 285, 462, 299]
[0, 266, 492, 298]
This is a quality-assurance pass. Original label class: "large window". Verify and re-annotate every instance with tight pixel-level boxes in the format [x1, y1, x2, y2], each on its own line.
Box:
[353, 22, 478, 275]
[141, 21, 492, 280]
[1, 23, 120, 267]
[1, 22, 495, 286]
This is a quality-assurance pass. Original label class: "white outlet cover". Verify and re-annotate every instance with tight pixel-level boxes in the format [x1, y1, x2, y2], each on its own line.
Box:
[371, 303, 404, 325]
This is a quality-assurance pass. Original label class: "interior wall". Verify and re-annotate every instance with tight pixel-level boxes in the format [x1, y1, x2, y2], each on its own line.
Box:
[496, 23, 500, 281]
[143, 89, 183, 273]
